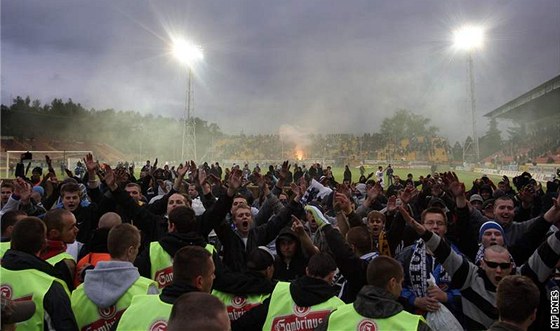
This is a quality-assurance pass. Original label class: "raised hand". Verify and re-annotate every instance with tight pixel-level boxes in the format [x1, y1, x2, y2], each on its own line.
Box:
[45, 155, 55, 174]
[291, 215, 306, 235]
[198, 169, 211, 195]
[386, 195, 398, 214]
[13, 177, 32, 202]
[277, 160, 291, 181]
[544, 193, 560, 224]
[64, 168, 74, 178]
[449, 181, 466, 197]
[290, 180, 307, 203]
[83, 153, 97, 174]
[368, 183, 382, 201]
[176, 162, 189, 178]
[227, 169, 242, 197]
[100, 165, 118, 191]
[398, 205, 425, 235]
[399, 186, 415, 205]
[334, 192, 352, 214]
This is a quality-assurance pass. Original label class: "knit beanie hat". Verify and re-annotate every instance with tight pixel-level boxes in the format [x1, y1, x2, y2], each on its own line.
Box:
[479, 221, 506, 244]
[32, 185, 45, 197]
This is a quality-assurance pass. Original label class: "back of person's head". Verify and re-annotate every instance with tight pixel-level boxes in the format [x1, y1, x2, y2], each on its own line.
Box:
[60, 182, 81, 196]
[98, 212, 122, 229]
[346, 226, 372, 255]
[11, 217, 46, 255]
[366, 256, 403, 289]
[168, 205, 197, 233]
[1, 210, 26, 236]
[306, 253, 337, 279]
[167, 292, 229, 331]
[246, 246, 275, 272]
[43, 209, 72, 233]
[496, 275, 539, 324]
[107, 223, 140, 260]
[173, 246, 212, 285]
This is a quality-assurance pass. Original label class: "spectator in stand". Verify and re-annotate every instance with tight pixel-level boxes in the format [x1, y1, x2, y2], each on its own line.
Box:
[1, 217, 78, 330]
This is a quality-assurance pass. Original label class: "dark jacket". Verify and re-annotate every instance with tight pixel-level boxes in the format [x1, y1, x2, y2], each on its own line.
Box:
[232, 276, 339, 331]
[316, 286, 431, 331]
[322, 224, 368, 303]
[215, 200, 303, 273]
[2, 249, 78, 331]
[78, 227, 110, 261]
[273, 227, 308, 282]
[134, 230, 273, 295]
[487, 321, 525, 331]
[109, 186, 228, 244]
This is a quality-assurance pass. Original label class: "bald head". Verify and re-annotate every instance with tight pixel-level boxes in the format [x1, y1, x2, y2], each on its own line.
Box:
[484, 244, 509, 256]
[98, 212, 122, 229]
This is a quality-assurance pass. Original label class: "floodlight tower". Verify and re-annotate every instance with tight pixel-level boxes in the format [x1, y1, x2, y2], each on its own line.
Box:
[453, 25, 484, 162]
[172, 38, 203, 162]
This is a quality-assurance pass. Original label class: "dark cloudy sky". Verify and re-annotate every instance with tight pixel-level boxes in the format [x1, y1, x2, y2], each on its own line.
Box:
[1, 0, 559, 143]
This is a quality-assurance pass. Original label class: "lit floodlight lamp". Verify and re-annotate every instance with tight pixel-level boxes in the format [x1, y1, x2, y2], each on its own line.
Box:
[453, 25, 484, 51]
[172, 38, 204, 67]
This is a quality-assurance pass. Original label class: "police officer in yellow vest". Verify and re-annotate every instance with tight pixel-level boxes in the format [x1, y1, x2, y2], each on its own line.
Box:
[114, 245, 215, 331]
[232, 253, 345, 331]
[71, 223, 158, 330]
[316, 256, 430, 331]
[40, 209, 79, 291]
[212, 246, 276, 321]
[1, 217, 78, 330]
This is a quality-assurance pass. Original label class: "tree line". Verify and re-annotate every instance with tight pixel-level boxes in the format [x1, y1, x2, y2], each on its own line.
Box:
[1, 96, 505, 162]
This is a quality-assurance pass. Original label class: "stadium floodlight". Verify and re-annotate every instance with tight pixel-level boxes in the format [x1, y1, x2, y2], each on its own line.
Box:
[453, 25, 484, 51]
[453, 25, 484, 163]
[172, 38, 204, 68]
[171, 36, 204, 162]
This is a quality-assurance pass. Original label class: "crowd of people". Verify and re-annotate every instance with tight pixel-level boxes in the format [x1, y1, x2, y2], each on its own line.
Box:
[213, 133, 450, 163]
[1, 153, 560, 331]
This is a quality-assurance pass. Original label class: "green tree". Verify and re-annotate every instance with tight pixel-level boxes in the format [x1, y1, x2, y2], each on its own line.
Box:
[380, 109, 439, 143]
[479, 118, 503, 158]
